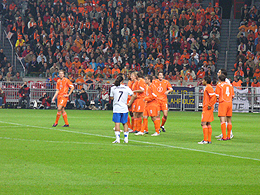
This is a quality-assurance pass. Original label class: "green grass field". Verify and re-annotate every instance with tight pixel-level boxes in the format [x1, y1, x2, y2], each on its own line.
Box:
[0, 109, 259, 194]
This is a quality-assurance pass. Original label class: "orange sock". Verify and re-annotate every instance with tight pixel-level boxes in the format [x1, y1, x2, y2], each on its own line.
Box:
[208, 125, 212, 142]
[136, 117, 142, 132]
[133, 118, 137, 131]
[127, 116, 132, 129]
[161, 116, 166, 127]
[55, 111, 61, 124]
[62, 112, 69, 125]
[202, 125, 208, 141]
[227, 123, 232, 139]
[221, 122, 227, 139]
[154, 118, 160, 134]
[141, 118, 148, 133]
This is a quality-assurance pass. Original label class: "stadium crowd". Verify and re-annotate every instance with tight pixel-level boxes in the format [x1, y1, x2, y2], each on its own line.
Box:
[1, 0, 222, 86]
[235, 3, 260, 87]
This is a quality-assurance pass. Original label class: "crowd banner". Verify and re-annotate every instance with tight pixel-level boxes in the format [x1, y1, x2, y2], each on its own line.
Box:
[168, 87, 195, 110]
[214, 88, 250, 113]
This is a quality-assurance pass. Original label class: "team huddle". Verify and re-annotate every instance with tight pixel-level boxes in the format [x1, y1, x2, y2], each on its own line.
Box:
[110, 71, 173, 143]
[50, 69, 234, 145]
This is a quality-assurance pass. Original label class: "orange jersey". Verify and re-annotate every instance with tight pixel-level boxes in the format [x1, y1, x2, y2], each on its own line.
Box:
[136, 78, 146, 99]
[127, 80, 134, 102]
[56, 78, 74, 96]
[144, 83, 158, 106]
[153, 79, 173, 101]
[215, 82, 234, 103]
[203, 84, 217, 109]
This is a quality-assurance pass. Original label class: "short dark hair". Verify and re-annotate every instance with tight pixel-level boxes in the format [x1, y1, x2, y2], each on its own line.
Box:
[220, 68, 227, 77]
[219, 74, 226, 82]
[204, 76, 211, 84]
[137, 72, 143, 78]
[146, 75, 153, 82]
[114, 75, 123, 86]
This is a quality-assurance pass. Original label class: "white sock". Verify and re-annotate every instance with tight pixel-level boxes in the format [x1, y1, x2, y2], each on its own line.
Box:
[124, 132, 129, 139]
[115, 131, 120, 141]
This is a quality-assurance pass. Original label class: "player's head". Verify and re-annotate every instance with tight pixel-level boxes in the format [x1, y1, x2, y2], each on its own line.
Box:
[218, 74, 226, 82]
[130, 72, 137, 81]
[217, 68, 227, 77]
[203, 76, 211, 85]
[59, 69, 65, 78]
[158, 71, 164, 80]
[145, 75, 153, 85]
[137, 72, 143, 79]
[114, 75, 124, 86]
[117, 73, 125, 80]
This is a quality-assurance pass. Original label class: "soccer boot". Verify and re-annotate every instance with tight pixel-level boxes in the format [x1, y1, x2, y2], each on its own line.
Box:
[198, 140, 209, 144]
[112, 140, 120, 143]
[52, 123, 58, 127]
[160, 126, 166, 132]
[135, 131, 144, 136]
[62, 124, 69, 127]
[151, 132, 160, 136]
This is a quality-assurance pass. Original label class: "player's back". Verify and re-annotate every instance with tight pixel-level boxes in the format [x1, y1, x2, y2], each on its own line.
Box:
[110, 84, 133, 113]
[136, 78, 146, 99]
[203, 84, 215, 107]
[215, 82, 234, 103]
[146, 83, 158, 105]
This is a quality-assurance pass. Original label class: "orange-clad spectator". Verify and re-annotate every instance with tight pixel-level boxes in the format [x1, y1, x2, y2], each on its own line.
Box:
[74, 35, 83, 48]
[253, 68, 260, 80]
[180, 49, 190, 60]
[232, 76, 243, 89]
[66, 59, 72, 69]
[112, 64, 120, 77]
[71, 42, 81, 53]
[234, 67, 244, 78]
[72, 56, 81, 69]
[9, 2, 16, 11]
[206, 3, 214, 13]
[85, 64, 94, 74]
[76, 75, 85, 90]
[197, 67, 205, 79]
[184, 73, 193, 81]
[173, 71, 181, 80]
[146, 3, 155, 16]
[103, 64, 112, 78]
[248, 22, 258, 33]
[154, 59, 164, 70]
[251, 77, 260, 87]
[78, 65, 86, 76]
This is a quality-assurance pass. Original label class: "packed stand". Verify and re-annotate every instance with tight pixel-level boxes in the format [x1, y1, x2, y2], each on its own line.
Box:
[235, 3, 260, 88]
[1, 0, 222, 87]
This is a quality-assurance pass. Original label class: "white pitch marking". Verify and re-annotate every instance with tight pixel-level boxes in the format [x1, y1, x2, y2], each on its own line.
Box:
[0, 120, 259, 162]
[0, 126, 20, 128]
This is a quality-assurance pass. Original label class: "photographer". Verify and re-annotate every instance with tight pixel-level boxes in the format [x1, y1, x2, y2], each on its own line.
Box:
[75, 88, 89, 109]
[39, 93, 51, 109]
[100, 88, 109, 110]
[18, 82, 30, 108]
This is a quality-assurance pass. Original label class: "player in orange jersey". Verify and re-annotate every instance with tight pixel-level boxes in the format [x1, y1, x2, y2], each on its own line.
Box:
[198, 76, 217, 144]
[135, 75, 161, 136]
[126, 72, 134, 131]
[153, 71, 173, 132]
[52, 70, 74, 127]
[215, 74, 235, 141]
[129, 72, 146, 133]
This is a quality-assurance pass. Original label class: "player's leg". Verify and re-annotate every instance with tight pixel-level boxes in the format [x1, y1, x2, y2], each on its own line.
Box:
[161, 109, 168, 132]
[198, 116, 209, 144]
[226, 116, 232, 140]
[151, 109, 160, 136]
[218, 116, 227, 140]
[62, 107, 69, 127]
[112, 113, 121, 143]
[121, 113, 129, 143]
[207, 122, 212, 144]
[53, 99, 63, 127]
[136, 112, 143, 132]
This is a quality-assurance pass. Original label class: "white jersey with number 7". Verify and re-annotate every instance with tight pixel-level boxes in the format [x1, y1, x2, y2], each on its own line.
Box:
[110, 84, 133, 113]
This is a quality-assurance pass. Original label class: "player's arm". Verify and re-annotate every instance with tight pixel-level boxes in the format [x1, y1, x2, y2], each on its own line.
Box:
[64, 84, 75, 97]
[110, 87, 114, 100]
[231, 86, 235, 99]
[207, 87, 217, 110]
[215, 85, 220, 101]
[144, 87, 156, 102]
[52, 90, 59, 102]
[165, 81, 173, 95]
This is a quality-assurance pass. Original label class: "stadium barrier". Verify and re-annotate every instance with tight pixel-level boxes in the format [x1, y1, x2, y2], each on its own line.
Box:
[1, 81, 260, 112]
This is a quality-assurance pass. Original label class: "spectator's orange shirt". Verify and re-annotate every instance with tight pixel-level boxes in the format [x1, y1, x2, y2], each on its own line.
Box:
[146, 6, 155, 14]
[66, 61, 72, 68]
[74, 39, 83, 48]
[153, 79, 173, 101]
[76, 77, 85, 89]
[72, 61, 81, 69]
[232, 80, 243, 89]
[56, 78, 73, 96]
[154, 63, 163, 70]
[251, 82, 260, 87]
[103, 67, 112, 75]
[197, 70, 205, 79]
[234, 70, 244, 77]
[181, 53, 190, 60]
[112, 68, 120, 75]
[253, 72, 260, 80]
[85, 68, 94, 73]
[215, 82, 234, 103]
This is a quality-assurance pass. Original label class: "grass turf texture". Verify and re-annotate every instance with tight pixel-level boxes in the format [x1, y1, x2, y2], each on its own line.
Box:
[0, 109, 259, 195]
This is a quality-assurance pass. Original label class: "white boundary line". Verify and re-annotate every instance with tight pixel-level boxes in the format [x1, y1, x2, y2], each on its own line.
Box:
[0, 126, 20, 127]
[0, 120, 259, 162]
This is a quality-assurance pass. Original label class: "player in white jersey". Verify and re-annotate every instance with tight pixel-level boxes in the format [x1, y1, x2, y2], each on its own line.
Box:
[110, 75, 133, 143]
[215, 69, 234, 139]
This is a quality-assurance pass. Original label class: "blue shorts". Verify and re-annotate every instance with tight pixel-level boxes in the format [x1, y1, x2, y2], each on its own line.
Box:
[112, 112, 128, 124]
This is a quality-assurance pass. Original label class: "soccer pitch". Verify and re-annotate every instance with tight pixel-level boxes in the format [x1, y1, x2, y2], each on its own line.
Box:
[0, 109, 259, 194]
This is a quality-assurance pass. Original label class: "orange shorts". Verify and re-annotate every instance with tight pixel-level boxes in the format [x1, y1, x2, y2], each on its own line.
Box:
[134, 98, 145, 113]
[201, 108, 214, 122]
[58, 96, 68, 107]
[218, 102, 232, 117]
[158, 99, 168, 111]
[147, 104, 160, 117]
